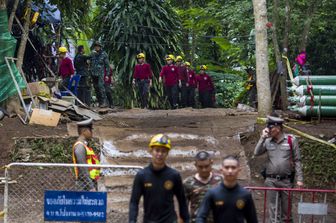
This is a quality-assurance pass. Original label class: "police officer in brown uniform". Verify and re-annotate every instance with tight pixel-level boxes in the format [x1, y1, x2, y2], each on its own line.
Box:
[254, 115, 304, 223]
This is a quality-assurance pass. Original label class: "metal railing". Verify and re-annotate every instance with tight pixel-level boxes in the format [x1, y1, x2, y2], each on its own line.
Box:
[246, 186, 336, 223]
[3, 163, 143, 223]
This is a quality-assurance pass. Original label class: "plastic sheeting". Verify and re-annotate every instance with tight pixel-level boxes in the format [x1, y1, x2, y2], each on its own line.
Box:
[0, 9, 25, 103]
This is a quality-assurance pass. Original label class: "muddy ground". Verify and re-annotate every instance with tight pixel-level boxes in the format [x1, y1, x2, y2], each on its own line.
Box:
[1, 108, 336, 222]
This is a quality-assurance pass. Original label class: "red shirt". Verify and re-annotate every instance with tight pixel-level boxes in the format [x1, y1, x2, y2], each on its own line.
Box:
[133, 63, 152, 80]
[187, 69, 196, 88]
[196, 73, 214, 92]
[59, 57, 74, 79]
[104, 67, 113, 84]
[160, 65, 179, 87]
[177, 65, 188, 82]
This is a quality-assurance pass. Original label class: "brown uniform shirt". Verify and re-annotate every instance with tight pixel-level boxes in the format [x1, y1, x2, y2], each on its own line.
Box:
[254, 133, 303, 182]
[184, 173, 222, 222]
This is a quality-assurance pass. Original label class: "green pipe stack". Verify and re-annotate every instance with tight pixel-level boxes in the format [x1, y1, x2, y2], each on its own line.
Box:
[288, 75, 336, 117]
[288, 96, 336, 107]
[289, 106, 336, 117]
[293, 75, 336, 86]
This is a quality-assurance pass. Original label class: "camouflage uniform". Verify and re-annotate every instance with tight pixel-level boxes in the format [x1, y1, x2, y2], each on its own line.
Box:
[184, 173, 222, 223]
[90, 50, 109, 106]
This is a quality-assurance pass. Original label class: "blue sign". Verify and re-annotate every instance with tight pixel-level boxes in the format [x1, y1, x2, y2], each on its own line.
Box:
[44, 190, 107, 222]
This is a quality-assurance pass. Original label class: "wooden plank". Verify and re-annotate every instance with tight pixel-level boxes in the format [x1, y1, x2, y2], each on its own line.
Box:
[29, 109, 61, 127]
[73, 105, 102, 121]
[49, 98, 72, 108]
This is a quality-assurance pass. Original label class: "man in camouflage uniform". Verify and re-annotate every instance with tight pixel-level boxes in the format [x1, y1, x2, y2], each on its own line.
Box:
[184, 151, 222, 223]
[254, 115, 304, 223]
[90, 41, 108, 108]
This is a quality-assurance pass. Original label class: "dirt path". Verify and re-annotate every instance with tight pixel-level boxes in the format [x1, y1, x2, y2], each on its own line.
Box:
[67, 108, 257, 219]
[2, 108, 336, 222]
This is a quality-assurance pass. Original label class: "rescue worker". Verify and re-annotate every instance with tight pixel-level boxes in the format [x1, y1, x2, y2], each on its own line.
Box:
[160, 55, 179, 109]
[132, 53, 153, 108]
[176, 56, 188, 108]
[104, 65, 114, 108]
[196, 65, 214, 108]
[58, 46, 75, 90]
[129, 134, 190, 223]
[293, 51, 307, 77]
[185, 62, 196, 107]
[184, 151, 222, 223]
[90, 41, 108, 108]
[74, 45, 92, 106]
[72, 118, 100, 191]
[254, 115, 304, 223]
[196, 155, 258, 223]
[245, 68, 257, 108]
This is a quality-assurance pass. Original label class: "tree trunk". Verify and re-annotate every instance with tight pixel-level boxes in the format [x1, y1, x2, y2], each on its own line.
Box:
[271, 0, 288, 110]
[16, 0, 32, 71]
[271, 0, 281, 64]
[8, 0, 20, 33]
[0, 0, 5, 10]
[282, 0, 290, 56]
[299, 0, 318, 51]
[279, 0, 292, 110]
[252, 0, 272, 117]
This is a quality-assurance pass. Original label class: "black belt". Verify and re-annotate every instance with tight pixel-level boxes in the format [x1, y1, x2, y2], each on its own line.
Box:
[266, 174, 291, 180]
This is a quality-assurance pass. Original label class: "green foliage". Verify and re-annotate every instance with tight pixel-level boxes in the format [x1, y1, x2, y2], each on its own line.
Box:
[207, 71, 245, 108]
[12, 137, 100, 163]
[175, 0, 255, 73]
[299, 140, 336, 188]
[93, 0, 182, 108]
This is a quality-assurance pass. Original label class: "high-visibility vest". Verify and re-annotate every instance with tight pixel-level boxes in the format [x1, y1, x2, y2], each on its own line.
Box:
[72, 141, 100, 180]
[245, 76, 254, 90]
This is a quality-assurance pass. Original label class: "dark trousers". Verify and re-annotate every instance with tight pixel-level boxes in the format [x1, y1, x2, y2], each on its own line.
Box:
[180, 83, 188, 107]
[77, 76, 91, 106]
[248, 87, 257, 108]
[104, 83, 113, 107]
[92, 75, 106, 106]
[165, 85, 178, 109]
[61, 76, 71, 91]
[136, 79, 150, 108]
[186, 86, 195, 107]
[199, 90, 211, 108]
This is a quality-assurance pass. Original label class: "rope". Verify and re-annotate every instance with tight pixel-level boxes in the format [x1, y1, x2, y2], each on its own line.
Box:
[282, 55, 295, 83]
[305, 74, 314, 110]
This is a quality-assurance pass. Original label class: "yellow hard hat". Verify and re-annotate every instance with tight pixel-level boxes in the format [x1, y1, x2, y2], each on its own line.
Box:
[58, 46, 68, 53]
[200, 65, 208, 70]
[176, 56, 183, 62]
[165, 54, 175, 61]
[137, 53, 145, 59]
[149, 134, 172, 150]
[185, 62, 191, 66]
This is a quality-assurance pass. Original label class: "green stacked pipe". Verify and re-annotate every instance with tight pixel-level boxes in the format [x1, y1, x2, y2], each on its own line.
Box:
[288, 85, 336, 96]
[293, 75, 336, 86]
[289, 106, 336, 117]
[288, 96, 336, 107]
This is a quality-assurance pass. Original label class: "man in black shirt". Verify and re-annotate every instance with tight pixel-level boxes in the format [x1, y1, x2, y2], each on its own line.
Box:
[74, 45, 92, 106]
[129, 134, 190, 223]
[196, 155, 258, 223]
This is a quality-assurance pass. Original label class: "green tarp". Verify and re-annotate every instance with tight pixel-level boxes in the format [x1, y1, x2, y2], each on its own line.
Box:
[0, 9, 25, 103]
